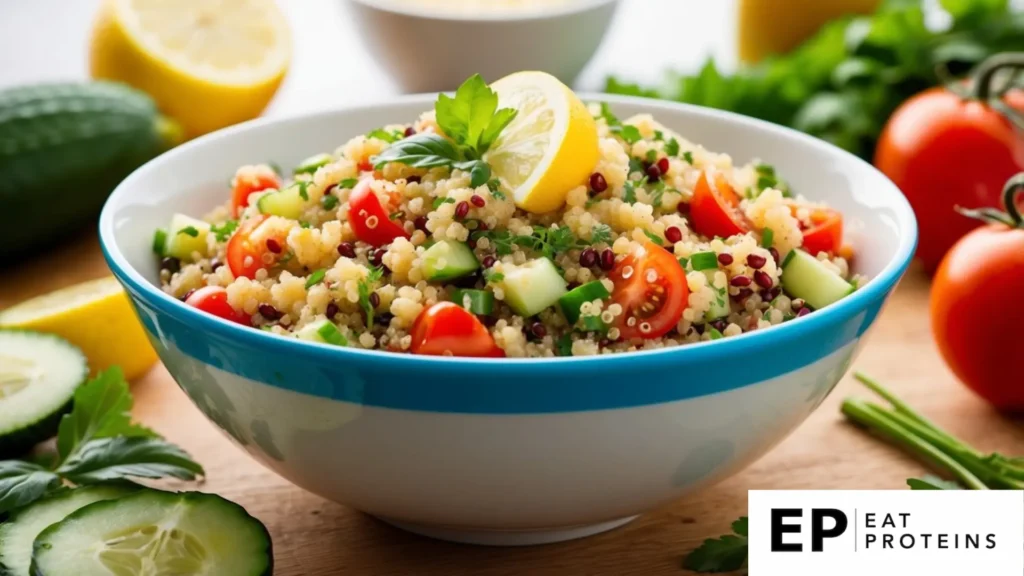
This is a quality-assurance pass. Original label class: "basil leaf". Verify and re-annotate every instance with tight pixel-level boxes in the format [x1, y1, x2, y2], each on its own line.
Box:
[57, 437, 204, 484]
[0, 461, 61, 514]
[455, 160, 491, 188]
[371, 133, 460, 170]
[56, 368, 157, 464]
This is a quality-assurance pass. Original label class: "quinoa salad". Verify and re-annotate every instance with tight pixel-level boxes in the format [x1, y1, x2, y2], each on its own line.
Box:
[154, 72, 864, 358]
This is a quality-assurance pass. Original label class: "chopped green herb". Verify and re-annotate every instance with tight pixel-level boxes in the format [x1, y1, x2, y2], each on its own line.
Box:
[432, 197, 456, 210]
[754, 163, 792, 197]
[690, 251, 718, 271]
[682, 151, 694, 164]
[589, 223, 612, 245]
[643, 230, 664, 246]
[357, 266, 384, 327]
[677, 257, 688, 269]
[761, 228, 774, 248]
[480, 226, 579, 260]
[584, 198, 599, 208]
[367, 128, 403, 143]
[277, 251, 294, 266]
[627, 156, 645, 176]
[556, 333, 573, 357]
[177, 226, 199, 238]
[339, 178, 358, 189]
[645, 149, 658, 163]
[210, 220, 238, 242]
[152, 228, 167, 255]
[599, 102, 642, 144]
[483, 269, 504, 283]
[623, 180, 639, 204]
[649, 181, 668, 208]
[619, 125, 642, 144]
[389, 211, 405, 221]
[665, 138, 680, 157]
[487, 178, 506, 200]
[305, 268, 327, 289]
[708, 327, 724, 340]
[322, 194, 339, 210]
[299, 221, 312, 229]
[653, 130, 664, 141]
[261, 325, 275, 332]
[293, 181, 310, 201]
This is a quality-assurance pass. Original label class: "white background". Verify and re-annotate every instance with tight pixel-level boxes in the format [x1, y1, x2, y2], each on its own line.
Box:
[0, 0, 734, 112]
[749, 490, 1024, 575]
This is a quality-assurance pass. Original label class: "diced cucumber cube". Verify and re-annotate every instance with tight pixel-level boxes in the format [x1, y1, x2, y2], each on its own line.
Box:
[257, 185, 305, 220]
[294, 153, 332, 175]
[296, 319, 347, 346]
[558, 281, 610, 324]
[164, 214, 210, 261]
[781, 249, 854, 311]
[422, 240, 479, 281]
[703, 270, 730, 321]
[451, 289, 494, 315]
[501, 258, 567, 317]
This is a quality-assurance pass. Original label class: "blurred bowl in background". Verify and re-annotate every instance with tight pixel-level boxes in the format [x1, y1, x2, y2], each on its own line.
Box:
[346, 0, 619, 92]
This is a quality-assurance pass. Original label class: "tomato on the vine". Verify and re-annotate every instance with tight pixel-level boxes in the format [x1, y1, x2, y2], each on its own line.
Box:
[875, 54, 1024, 272]
[690, 170, 748, 240]
[226, 215, 286, 279]
[185, 286, 251, 326]
[409, 302, 504, 357]
[348, 179, 410, 247]
[231, 168, 280, 217]
[931, 174, 1024, 410]
[609, 240, 689, 341]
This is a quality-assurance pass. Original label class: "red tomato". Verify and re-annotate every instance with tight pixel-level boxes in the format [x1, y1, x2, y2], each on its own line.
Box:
[231, 170, 280, 217]
[226, 215, 285, 279]
[875, 87, 1024, 272]
[609, 241, 689, 340]
[409, 302, 505, 358]
[930, 175, 1024, 410]
[185, 286, 251, 326]
[690, 170, 748, 239]
[347, 180, 410, 247]
[798, 207, 843, 256]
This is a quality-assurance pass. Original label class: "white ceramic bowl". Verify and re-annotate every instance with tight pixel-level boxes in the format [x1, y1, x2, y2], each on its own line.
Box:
[100, 94, 915, 546]
[346, 0, 620, 92]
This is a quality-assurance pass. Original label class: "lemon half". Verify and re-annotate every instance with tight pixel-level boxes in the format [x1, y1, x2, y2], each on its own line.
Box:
[90, 0, 292, 138]
[486, 71, 599, 214]
[0, 277, 158, 381]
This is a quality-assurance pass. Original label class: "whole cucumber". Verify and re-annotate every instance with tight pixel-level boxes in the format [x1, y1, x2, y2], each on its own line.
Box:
[0, 81, 181, 259]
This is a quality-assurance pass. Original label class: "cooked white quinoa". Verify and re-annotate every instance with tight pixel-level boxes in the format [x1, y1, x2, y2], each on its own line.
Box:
[158, 104, 863, 358]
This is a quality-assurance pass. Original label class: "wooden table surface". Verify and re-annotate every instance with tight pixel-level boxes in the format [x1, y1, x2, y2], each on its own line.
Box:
[3, 231, 1021, 576]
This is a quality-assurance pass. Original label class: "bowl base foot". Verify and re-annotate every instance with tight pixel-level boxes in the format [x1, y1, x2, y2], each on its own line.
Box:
[376, 515, 639, 546]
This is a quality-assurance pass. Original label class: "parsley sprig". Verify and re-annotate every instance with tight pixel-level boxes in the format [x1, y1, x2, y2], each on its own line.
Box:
[684, 517, 748, 573]
[0, 368, 204, 515]
[372, 75, 517, 188]
[477, 224, 611, 259]
[210, 220, 238, 242]
[598, 103, 642, 144]
[358, 266, 384, 327]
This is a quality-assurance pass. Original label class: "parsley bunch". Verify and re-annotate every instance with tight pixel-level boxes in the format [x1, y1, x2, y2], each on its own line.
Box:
[0, 368, 203, 515]
[372, 75, 517, 188]
[607, 0, 1024, 159]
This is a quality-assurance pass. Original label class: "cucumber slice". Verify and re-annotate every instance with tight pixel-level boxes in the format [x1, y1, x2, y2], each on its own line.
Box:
[31, 490, 272, 576]
[781, 249, 854, 311]
[163, 214, 210, 262]
[703, 270, 730, 321]
[501, 258, 568, 317]
[296, 319, 348, 346]
[422, 240, 479, 281]
[0, 485, 136, 576]
[580, 315, 608, 333]
[558, 281, 610, 324]
[0, 331, 86, 457]
[451, 289, 494, 315]
[256, 185, 305, 220]
[293, 153, 332, 175]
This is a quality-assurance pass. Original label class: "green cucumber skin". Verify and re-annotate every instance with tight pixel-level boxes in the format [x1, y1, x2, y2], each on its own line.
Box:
[29, 490, 273, 576]
[0, 82, 174, 260]
[0, 399, 72, 460]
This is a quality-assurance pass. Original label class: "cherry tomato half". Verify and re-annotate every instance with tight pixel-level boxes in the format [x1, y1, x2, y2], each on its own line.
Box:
[875, 86, 1024, 272]
[931, 175, 1024, 410]
[347, 179, 410, 247]
[409, 302, 505, 357]
[231, 168, 280, 217]
[185, 286, 251, 326]
[609, 241, 689, 340]
[227, 215, 285, 279]
[690, 170, 748, 240]
[797, 207, 843, 256]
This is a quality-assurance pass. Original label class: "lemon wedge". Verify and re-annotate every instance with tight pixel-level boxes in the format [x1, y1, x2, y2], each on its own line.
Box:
[89, 0, 291, 139]
[486, 71, 599, 213]
[0, 277, 158, 381]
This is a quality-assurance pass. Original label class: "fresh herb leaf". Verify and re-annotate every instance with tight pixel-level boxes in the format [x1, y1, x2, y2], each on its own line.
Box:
[487, 178, 506, 200]
[322, 194, 339, 210]
[305, 268, 327, 289]
[435, 74, 517, 155]
[556, 333, 573, 357]
[0, 461, 61, 515]
[299, 221, 312, 229]
[644, 149, 658, 164]
[623, 180, 639, 204]
[708, 327, 724, 340]
[177, 226, 199, 238]
[358, 267, 383, 327]
[653, 130, 664, 141]
[683, 151, 694, 164]
[649, 181, 668, 208]
[754, 163, 792, 197]
[479, 108, 517, 153]
[57, 437, 204, 484]
[665, 138, 680, 157]
[152, 229, 167, 255]
[690, 251, 718, 271]
[643, 230, 664, 245]
[318, 322, 348, 346]
[678, 257, 689, 269]
[367, 128, 403, 143]
[296, 181, 310, 201]
[619, 125, 642, 144]
[57, 368, 156, 465]
[372, 133, 462, 170]
[432, 197, 456, 210]
[210, 220, 238, 242]
[598, 102, 643, 144]
[339, 178, 358, 189]
[483, 269, 504, 283]
[684, 517, 748, 572]
[628, 156, 646, 176]
[590, 223, 612, 245]
[458, 160, 491, 188]
[598, 102, 620, 127]
[907, 476, 962, 490]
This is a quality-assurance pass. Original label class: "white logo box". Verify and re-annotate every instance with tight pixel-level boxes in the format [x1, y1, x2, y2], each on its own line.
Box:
[749, 490, 1024, 575]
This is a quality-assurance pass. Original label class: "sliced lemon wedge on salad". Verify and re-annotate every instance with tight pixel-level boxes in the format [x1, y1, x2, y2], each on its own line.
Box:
[0, 277, 158, 381]
[486, 71, 599, 213]
[90, 0, 292, 138]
